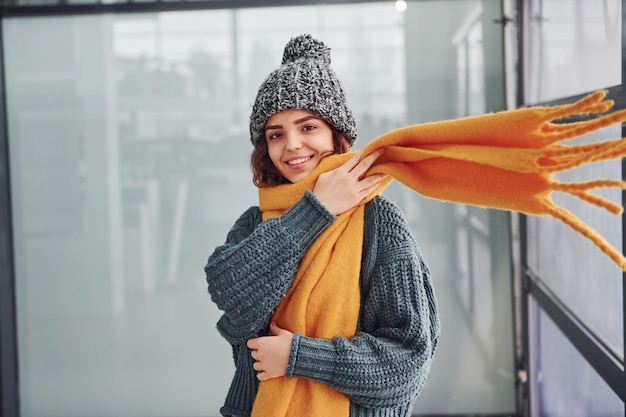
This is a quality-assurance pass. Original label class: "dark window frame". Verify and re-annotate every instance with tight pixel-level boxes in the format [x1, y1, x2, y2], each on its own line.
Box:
[0, 18, 20, 417]
[2, 0, 381, 18]
[513, 1, 626, 415]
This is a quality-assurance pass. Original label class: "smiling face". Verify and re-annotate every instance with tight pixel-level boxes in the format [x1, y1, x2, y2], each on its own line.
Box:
[265, 109, 335, 184]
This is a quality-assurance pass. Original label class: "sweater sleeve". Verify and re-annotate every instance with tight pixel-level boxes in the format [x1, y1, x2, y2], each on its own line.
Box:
[205, 190, 335, 345]
[285, 197, 440, 408]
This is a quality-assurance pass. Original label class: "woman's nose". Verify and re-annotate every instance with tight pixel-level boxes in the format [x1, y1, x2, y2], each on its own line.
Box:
[285, 134, 303, 150]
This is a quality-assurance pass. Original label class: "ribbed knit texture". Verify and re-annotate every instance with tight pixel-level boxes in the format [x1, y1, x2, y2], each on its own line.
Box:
[252, 189, 371, 416]
[205, 193, 439, 417]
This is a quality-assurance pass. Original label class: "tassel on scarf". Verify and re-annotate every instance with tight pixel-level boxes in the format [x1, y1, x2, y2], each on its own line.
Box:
[253, 90, 626, 417]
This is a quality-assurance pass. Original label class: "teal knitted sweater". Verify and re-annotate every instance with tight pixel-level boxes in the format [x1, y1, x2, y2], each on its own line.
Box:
[205, 191, 440, 417]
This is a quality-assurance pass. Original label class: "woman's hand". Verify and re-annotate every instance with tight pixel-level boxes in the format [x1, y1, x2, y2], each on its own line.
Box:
[313, 148, 388, 216]
[247, 322, 294, 381]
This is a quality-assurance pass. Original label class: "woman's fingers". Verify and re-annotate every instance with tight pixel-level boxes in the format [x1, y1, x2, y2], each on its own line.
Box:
[312, 148, 388, 215]
[340, 150, 364, 172]
[349, 149, 388, 194]
[256, 371, 271, 381]
[252, 361, 271, 381]
[246, 324, 293, 381]
[335, 148, 385, 179]
[358, 173, 389, 194]
[350, 148, 385, 177]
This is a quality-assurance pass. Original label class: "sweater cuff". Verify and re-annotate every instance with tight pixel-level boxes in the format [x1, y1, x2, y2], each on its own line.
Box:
[279, 190, 335, 248]
[285, 333, 301, 378]
[286, 333, 337, 382]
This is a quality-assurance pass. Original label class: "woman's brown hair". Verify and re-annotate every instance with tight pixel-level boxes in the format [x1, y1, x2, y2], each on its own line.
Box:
[251, 128, 352, 187]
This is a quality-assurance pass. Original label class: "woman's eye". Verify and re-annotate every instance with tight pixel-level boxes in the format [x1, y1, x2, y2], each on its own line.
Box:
[302, 125, 316, 132]
[267, 132, 282, 140]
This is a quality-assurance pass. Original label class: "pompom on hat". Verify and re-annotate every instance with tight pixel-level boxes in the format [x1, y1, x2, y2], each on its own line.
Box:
[249, 34, 357, 146]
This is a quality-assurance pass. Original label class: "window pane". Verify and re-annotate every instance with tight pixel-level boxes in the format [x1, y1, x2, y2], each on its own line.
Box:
[529, 297, 624, 417]
[525, 0, 622, 104]
[526, 125, 623, 359]
[400, 1, 516, 414]
[6, 2, 515, 416]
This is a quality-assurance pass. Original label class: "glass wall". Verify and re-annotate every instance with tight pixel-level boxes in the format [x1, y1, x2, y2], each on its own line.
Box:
[529, 298, 624, 417]
[521, 0, 625, 415]
[526, 126, 624, 358]
[524, 0, 622, 104]
[4, 1, 515, 416]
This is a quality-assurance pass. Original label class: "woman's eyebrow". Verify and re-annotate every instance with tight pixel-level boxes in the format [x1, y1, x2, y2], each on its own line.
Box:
[265, 124, 283, 131]
[266, 115, 321, 132]
[294, 115, 321, 125]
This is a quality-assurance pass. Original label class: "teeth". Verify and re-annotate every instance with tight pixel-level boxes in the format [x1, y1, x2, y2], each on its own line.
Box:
[287, 156, 311, 165]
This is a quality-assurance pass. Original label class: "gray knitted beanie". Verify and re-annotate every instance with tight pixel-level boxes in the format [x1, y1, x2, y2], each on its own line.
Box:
[249, 34, 357, 146]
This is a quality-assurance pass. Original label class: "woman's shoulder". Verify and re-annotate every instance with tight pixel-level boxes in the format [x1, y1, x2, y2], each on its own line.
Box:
[229, 205, 263, 232]
[239, 205, 262, 220]
[364, 194, 418, 246]
[365, 194, 409, 224]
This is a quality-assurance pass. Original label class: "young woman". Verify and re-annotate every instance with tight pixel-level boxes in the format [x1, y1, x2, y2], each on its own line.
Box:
[205, 34, 440, 417]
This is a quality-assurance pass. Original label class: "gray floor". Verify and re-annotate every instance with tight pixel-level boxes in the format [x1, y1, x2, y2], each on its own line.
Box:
[19, 254, 515, 416]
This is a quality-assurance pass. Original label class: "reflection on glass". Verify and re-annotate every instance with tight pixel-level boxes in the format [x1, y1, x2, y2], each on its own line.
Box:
[529, 298, 624, 417]
[453, 2, 485, 117]
[525, 0, 621, 103]
[527, 126, 623, 360]
[6, 1, 514, 416]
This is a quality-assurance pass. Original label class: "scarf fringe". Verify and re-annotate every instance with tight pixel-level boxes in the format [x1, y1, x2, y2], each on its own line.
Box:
[550, 179, 626, 215]
[569, 190, 623, 216]
[542, 90, 612, 120]
[530, 91, 626, 270]
[547, 204, 626, 271]
[535, 139, 626, 173]
[548, 110, 626, 142]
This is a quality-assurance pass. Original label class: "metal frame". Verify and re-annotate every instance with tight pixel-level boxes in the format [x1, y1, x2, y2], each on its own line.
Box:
[526, 269, 625, 401]
[0, 18, 20, 417]
[620, 66, 626, 414]
[508, 1, 529, 416]
[518, 87, 626, 413]
[622, 140, 626, 416]
[520, 91, 626, 406]
[516, 0, 626, 414]
[0, 0, 384, 18]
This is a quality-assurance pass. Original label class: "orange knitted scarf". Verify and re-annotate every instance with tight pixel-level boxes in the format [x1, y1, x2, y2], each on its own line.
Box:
[252, 90, 626, 417]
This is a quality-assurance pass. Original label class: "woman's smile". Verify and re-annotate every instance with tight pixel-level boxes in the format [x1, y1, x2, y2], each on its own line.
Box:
[265, 109, 335, 183]
[286, 155, 312, 166]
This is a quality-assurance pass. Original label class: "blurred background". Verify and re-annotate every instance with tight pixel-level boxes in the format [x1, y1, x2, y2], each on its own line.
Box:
[0, 0, 624, 416]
